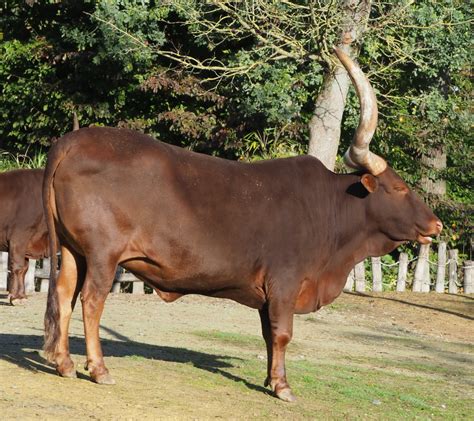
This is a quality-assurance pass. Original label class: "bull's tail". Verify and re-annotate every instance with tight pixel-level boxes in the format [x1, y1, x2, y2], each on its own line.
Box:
[43, 143, 66, 361]
[44, 117, 79, 361]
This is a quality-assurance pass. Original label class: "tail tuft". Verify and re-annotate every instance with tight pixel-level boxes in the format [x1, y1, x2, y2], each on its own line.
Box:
[42, 143, 63, 362]
[44, 294, 60, 361]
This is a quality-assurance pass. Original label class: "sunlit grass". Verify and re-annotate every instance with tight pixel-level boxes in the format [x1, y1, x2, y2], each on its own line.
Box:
[0, 150, 47, 171]
[192, 330, 264, 349]
[185, 328, 473, 419]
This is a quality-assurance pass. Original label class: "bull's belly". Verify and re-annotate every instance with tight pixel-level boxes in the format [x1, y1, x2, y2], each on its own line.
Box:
[121, 258, 266, 309]
[0, 234, 47, 259]
[26, 234, 49, 259]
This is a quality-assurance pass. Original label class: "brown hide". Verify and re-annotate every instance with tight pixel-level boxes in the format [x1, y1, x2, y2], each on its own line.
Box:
[48, 127, 441, 307]
[43, 127, 441, 398]
[0, 169, 48, 301]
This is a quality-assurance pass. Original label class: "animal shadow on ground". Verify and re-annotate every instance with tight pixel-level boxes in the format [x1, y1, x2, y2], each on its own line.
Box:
[0, 332, 270, 395]
[0, 293, 12, 306]
[346, 291, 474, 320]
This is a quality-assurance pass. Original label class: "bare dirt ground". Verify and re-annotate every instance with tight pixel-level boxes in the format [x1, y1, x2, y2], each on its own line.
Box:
[0, 291, 472, 420]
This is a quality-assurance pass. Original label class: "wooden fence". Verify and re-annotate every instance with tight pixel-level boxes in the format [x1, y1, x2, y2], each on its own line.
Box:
[344, 242, 473, 294]
[0, 242, 473, 295]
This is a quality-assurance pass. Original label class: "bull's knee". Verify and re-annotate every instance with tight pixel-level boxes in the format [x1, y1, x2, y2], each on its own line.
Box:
[275, 331, 292, 348]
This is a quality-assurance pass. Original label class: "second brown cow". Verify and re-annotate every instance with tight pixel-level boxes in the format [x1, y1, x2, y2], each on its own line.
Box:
[0, 169, 48, 304]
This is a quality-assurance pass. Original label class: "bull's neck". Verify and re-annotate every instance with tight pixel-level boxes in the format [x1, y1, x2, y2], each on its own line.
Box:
[326, 172, 398, 274]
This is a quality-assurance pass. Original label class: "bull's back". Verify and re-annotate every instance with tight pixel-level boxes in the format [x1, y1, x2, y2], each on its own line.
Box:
[0, 169, 43, 217]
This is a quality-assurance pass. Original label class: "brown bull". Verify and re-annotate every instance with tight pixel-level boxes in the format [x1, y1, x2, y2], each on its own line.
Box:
[43, 49, 441, 401]
[0, 169, 48, 304]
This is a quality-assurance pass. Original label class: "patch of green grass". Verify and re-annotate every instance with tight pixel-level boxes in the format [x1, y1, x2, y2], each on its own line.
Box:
[186, 330, 472, 417]
[192, 330, 264, 349]
[124, 355, 148, 362]
[303, 315, 320, 323]
[0, 150, 46, 171]
[283, 360, 471, 419]
[325, 302, 351, 311]
[359, 355, 470, 378]
[399, 394, 431, 410]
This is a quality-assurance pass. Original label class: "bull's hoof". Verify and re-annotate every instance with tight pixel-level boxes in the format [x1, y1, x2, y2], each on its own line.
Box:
[276, 387, 296, 402]
[92, 371, 115, 385]
[264, 377, 296, 402]
[9, 296, 27, 306]
[57, 368, 77, 379]
[56, 358, 77, 378]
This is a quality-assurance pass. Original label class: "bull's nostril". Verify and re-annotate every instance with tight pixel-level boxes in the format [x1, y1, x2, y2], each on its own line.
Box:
[436, 220, 443, 233]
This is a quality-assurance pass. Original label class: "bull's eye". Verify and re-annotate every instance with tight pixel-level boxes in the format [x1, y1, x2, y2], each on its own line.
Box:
[393, 185, 409, 193]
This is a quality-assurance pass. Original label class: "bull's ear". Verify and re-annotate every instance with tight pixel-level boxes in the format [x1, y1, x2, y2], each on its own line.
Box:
[361, 173, 379, 193]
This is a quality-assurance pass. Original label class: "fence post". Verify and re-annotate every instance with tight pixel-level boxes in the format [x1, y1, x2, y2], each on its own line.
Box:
[25, 259, 36, 293]
[117, 270, 145, 294]
[413, 244, 430, 292]
[111, 267, 122, 293]
[435, 241, 447, 293]
[132, 281, 145, 294]
[422, 245, 431, 293]
[111, 282, 121, 293]
[42, 258, 51, 276]
[354, 261, 366, 292]
[463, 260, 473, 294]
[344, 268, 355, 292]
[40, 279, 49, 292]
[397, 252, 408, 292]
[37, 258, 51, 293]
[371, 257, 382, 292]
[0, 252, 8, 290]
[448, 249, 458, 294]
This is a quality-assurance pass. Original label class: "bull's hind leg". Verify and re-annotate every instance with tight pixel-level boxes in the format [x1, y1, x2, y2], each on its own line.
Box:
[7, 243, 29, 305]
[259, 299, 296, 402]
[259, 304, 273, 386]
[54, 245, 85, 378]
[80, 255, 117, 385]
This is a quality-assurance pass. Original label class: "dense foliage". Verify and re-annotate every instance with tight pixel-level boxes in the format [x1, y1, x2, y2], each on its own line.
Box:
[0, 0, 471, 251]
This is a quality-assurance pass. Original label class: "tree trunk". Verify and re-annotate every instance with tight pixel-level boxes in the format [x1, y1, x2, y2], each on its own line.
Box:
[308, 0, 372, 171]
[421, 146, 446, 196]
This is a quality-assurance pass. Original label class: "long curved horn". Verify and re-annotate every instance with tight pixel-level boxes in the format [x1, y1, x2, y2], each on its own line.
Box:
[73, 112, 80, 131]
[333, 48, 387, 175]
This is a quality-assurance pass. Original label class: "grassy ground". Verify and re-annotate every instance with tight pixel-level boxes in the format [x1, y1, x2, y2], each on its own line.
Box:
[0, 292, 472, 419]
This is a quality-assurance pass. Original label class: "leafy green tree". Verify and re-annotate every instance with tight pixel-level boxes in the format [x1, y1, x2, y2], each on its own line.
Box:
[0, 0, 471, 250]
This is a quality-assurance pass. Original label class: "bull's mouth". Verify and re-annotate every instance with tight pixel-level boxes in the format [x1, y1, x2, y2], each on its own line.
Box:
[415, 220, 442, 244]
[416, 233, 433, 244]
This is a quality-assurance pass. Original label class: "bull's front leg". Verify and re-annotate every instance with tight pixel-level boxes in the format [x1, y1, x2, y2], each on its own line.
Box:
[7, 246, 29, 305]
[259, 300, 296, 402]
